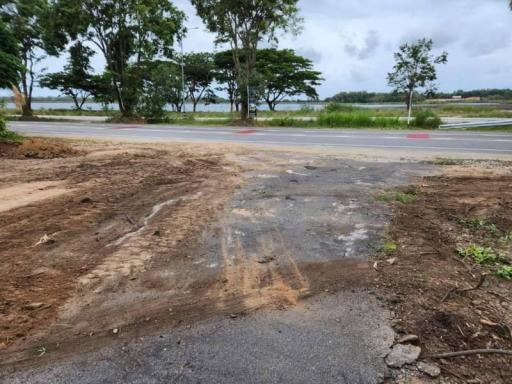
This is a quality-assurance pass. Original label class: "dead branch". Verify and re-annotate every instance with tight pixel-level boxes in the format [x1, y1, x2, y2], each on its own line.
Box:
[431, 349, 512, 359]
[441, 274, 487, 303]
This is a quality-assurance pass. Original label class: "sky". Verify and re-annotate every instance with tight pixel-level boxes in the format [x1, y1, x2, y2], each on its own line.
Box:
[5, 0, 512, 99]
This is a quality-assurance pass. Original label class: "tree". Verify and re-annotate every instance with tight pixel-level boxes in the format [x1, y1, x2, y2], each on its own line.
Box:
[256, 49, 322, 111]
[40, 42, 102, 110]
[183, 52, 216, 113]
[214, 50, 239, 112]
[0, 18, 21, 89]
[1, 0, 61, 117]
[52, 0, 185, 118]
[191, 0, 302, 121]
[387, 38, 448, 124]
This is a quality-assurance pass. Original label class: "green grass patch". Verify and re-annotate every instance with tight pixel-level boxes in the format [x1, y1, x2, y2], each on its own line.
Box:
[382, 241, 398, 254]
[457, 245, 501, 265]
[459, 217, 499, 236]
[377, 191, 418, 204]
[496, 265, 512, 280]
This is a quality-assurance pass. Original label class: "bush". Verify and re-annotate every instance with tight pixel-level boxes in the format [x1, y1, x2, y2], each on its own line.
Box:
[412, 109, 442, 129]
[0, 115, 23, 143]
[317, 111, 403, 128]
[323, 102, 358, 113]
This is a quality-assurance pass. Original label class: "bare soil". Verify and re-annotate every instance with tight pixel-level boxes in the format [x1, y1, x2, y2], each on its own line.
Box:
[378, 168, 512, 383]
[0, 141, 240, 362]
[0, 138, 81, 159]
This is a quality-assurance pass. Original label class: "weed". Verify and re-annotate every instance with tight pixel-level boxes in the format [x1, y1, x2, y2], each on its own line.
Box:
[377, 191, 417, 204]
[412, 109, 442, 129]
[0, 115, 24, 143]
[457, 245, 500, 265]
[496, 265, 512, 280]
[459, 217, 499, 236]
[382, 241, 397, 254]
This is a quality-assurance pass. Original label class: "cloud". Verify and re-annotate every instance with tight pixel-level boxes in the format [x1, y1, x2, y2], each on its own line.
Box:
[344, 30, 381, 60]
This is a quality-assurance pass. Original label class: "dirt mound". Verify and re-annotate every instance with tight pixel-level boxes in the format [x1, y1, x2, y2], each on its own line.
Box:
[378, 174, 512, 383]
[0, 138, 81, 159]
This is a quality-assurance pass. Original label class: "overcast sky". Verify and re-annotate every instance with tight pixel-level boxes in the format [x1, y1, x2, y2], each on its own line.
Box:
[6, 0, 512, 99]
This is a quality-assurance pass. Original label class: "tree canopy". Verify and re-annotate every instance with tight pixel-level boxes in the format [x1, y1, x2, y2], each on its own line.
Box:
[183, 52, 216, 112]
[255, 49, 322, 111]
[51, 0, 186, 117]
[387, 38, 447, 123]
[191, 0, 302, 119]
[0, 18, 21, 89]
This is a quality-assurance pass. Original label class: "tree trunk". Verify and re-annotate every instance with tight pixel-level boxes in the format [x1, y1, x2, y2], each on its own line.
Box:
[241, 102, 248, 121]
[21, 103, 32, 117]
[267, 101, 275, 111]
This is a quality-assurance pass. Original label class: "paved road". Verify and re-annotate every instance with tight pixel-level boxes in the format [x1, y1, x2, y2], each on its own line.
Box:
[8, 120, 512, 155]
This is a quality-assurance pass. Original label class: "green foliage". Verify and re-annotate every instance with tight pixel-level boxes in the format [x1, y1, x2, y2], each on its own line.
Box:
[254, 48, 323, 111]
[184, 52, 217, 112]
[457, 245, 500, 265]
[317, 111, 403, 128]
[52, 0, 186, 117]
[496, 265, 512, 280]
[192, 0, 302, 119]
[377, 191, 417, 204]
[39, 42, 105, 110]
[323, 103, 358, 113]
[459, 217, 499, 236]
[0, 19, 22, 89]
[387, 38, 448, 112]
[0, 113, 23, 143]
[382, 241, 397, 254]
[412, 109, 442, 128]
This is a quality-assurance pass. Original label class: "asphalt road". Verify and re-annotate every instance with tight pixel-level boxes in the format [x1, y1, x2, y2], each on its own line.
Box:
[8, 121, 512, 155]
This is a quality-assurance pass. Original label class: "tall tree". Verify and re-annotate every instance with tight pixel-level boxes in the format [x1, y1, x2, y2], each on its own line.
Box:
[1, 0, 60, 117]
[183, 52, 216, 112]
[40, 42, 102, 110]
[387, 38, 448, 124]
[52, 0, 185, 118]
[256, 48, 322, 111]
[0, 18, 21, 89]
[191, 0, 302, 120]
[214, 50, 239, 112]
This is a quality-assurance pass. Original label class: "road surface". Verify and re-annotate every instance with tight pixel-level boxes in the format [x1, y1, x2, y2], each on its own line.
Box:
[8, 120, 512, 155]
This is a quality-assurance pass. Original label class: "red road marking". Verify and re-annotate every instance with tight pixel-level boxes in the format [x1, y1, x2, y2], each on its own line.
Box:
[407, 133, 430, 140]
[236, 129, 259, 135]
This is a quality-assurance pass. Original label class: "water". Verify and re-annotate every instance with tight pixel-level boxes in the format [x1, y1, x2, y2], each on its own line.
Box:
[4, 101, 326, 112]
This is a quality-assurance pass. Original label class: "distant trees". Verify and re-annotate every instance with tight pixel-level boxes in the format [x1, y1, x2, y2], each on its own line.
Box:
[183, 53, 216, 113]
[214, 50, 239, 112]
[387, 38, 448, 124]
[255, 49, 322, 111]
[39, 42, 105, 110]
[191, 0, 302, 120]
[51, 0, 186, 118]
[0, 0, 63, 117]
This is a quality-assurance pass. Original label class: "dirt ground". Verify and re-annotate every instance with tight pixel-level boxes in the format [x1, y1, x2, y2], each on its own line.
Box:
[2, 138, 512, 383]
[378, 163, 512, 383]
[0, 140, 240, 362]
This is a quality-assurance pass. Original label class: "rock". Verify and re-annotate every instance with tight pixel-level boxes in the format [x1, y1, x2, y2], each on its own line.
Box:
[417, 362, 441, 378]
[397, 334, 419, 344]
[304, 165, 317, 170]
[385, 344, 421, 368]
[387, 257, 397, 265]
[112, 328, 119, 334]
[24, 302, 44, 310]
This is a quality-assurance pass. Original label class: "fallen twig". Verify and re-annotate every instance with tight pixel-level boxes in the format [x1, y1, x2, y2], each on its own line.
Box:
[431, 349, 512, 359]
[441, 274, 487, 303]
[124, 214, 136, 226]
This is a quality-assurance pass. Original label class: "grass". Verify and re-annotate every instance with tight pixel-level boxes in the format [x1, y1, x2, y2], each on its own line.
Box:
[377, 191, 418, 204]
[496, 265, 512, 280]
[459, 217, 499, 236]
[439, 105, 512, 118]
[457, 245, 500, 265]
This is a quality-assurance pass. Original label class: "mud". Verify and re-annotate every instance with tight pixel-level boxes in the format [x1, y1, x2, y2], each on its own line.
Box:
[0, 138, 80, 159]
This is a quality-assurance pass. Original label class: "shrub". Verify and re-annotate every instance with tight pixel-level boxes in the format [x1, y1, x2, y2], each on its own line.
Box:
[317, 111, 403, 128]
[0, 113, 23, 143]
[412, 109, 442, 129]
[496, 265, 512, 280]
[323, 102, 358, 113]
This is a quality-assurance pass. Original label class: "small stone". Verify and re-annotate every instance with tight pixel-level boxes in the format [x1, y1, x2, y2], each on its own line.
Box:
[387, 258, 397, 265]
[112, 328, 119, 334]
[417, 362, 441, 378]
[24, 302, 44, 310]
[229, 314, 237, 319]
[385, 344, 421, 368]
[397, 334, 419, 344]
